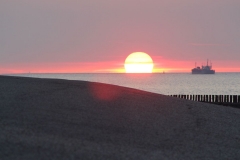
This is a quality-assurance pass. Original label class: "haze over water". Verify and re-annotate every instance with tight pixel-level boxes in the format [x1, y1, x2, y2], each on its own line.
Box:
[11, 73, 240, 95]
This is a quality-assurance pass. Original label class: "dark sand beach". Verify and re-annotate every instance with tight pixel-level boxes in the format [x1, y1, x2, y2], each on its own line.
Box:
[0, 75, 240, 159]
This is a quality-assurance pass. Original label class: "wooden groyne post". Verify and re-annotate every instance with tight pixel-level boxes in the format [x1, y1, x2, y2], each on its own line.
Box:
[169, 95, 240, 108]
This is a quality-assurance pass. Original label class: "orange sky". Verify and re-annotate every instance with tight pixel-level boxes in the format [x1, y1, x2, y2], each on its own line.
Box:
[1, 57, 240, 74]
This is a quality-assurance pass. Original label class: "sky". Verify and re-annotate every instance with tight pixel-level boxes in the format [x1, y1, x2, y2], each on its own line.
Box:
[1, 0, 240, 73]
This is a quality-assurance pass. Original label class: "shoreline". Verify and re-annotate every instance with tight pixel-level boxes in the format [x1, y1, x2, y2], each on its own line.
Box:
[1, 75, 240, 159]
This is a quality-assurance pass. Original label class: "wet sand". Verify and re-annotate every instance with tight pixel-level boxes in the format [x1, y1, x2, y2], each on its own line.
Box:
[0, 75, 240, 159]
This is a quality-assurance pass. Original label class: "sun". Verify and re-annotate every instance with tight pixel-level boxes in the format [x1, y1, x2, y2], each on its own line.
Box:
[124, 52, 154, 73]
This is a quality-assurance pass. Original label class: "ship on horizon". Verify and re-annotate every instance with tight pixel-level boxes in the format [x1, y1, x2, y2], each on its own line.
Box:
[192, 60, 215, 74]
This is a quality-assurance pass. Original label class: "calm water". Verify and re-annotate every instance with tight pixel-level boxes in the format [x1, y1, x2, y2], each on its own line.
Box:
[11, 73, 240, 95]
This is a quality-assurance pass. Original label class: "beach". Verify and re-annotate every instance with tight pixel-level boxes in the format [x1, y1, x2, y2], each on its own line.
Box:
[0, 75, 240, 159]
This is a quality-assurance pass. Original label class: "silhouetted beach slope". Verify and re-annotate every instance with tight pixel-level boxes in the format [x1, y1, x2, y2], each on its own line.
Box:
[0, 76, 239, 159]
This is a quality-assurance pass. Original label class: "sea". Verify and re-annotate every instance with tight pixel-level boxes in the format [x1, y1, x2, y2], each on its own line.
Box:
[10, 73, 240, 95]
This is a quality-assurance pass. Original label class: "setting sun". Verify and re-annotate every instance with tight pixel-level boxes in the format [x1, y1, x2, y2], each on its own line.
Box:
[124, 52, 154, 73]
